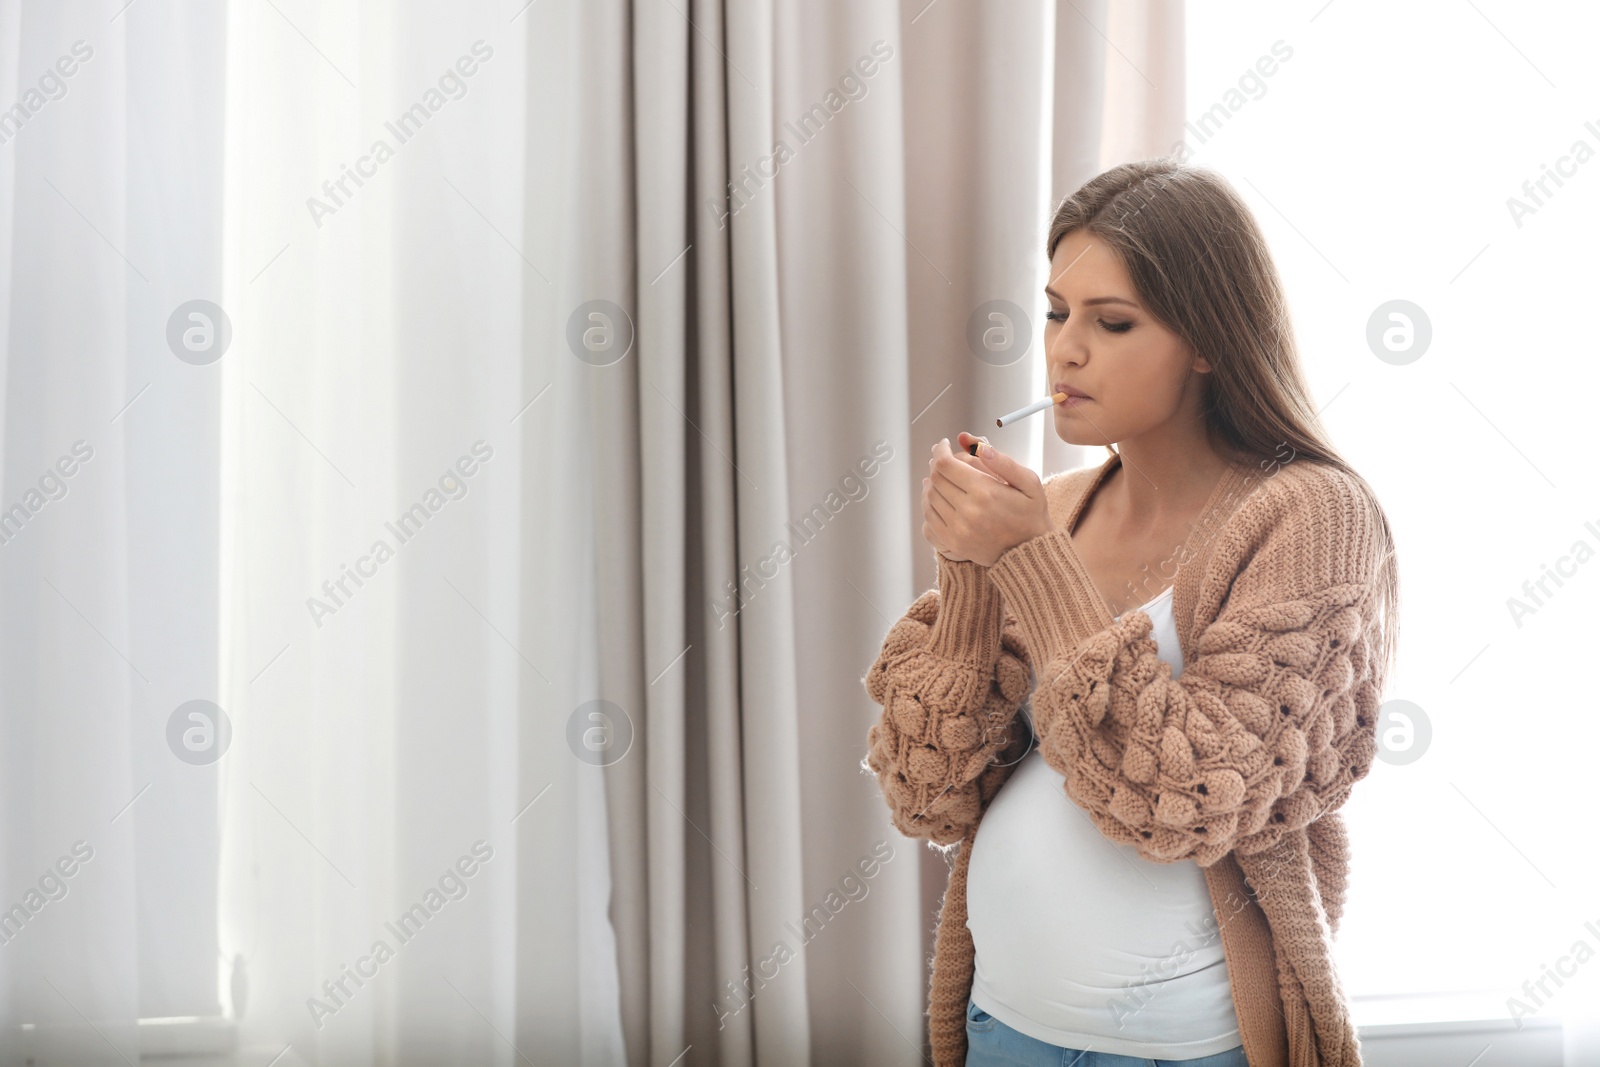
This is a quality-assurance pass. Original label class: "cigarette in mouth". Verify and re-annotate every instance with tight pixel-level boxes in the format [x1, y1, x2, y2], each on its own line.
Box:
[996, 392, 1069, 428]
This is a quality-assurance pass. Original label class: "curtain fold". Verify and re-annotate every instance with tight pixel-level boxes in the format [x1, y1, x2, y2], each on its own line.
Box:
[0, 3, 142, 1053]
[0, 1, 1180, 1064]
[607, 1, 1184, 1063]
[216, 1, 549, 1062]
[0, 2, 226, 1061]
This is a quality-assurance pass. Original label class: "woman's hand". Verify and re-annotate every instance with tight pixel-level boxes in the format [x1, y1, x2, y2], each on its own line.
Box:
[922, 433, 1055, 567]
[921, 434, 1009, 562]
[921, 434, 986, 561]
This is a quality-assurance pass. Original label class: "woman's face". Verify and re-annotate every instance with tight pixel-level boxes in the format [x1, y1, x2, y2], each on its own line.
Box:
[1043, 229, 1210, 448]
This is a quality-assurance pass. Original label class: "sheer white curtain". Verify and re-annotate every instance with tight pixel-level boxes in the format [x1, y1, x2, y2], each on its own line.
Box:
[215, 1, 617, 1063]
[0, 0, 227, 1061]
[0, 0, 1182, 1064]
[0, 0, 617, 1062]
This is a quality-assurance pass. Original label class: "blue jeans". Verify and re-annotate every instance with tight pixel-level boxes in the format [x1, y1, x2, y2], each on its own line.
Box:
[964, 997, 1250, 1067]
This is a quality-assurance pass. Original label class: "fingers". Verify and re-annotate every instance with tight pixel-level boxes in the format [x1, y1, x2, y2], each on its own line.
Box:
[922, 474, 965, 564]
[957, 433, 1009, 485]
[929, 437, 988, 494]
[922, 505, 950, 558]
[924, 437, 998, 560]
[924, 473, 959, 517]
[923, 476, 955, 526]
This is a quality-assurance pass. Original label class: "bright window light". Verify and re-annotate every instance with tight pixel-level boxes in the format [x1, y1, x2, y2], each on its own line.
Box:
[1184, 0, 1600, 1016]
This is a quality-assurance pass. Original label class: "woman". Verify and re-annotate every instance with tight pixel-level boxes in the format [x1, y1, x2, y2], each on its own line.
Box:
[861, 159, 1399, 1067]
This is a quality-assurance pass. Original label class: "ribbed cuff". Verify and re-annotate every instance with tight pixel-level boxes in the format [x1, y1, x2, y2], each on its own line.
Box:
[925, 553, 1005, 668]
[985, 528, 1117, 669]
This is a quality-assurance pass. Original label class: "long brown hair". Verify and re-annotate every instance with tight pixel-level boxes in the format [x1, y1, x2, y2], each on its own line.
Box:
[1047, 157, 1400, 686]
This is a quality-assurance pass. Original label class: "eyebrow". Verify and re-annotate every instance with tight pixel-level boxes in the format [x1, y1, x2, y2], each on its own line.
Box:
[1043, 287, 1139, 308]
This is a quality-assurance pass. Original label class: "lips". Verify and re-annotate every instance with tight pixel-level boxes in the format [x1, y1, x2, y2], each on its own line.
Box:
[1054, 382, 1092, 399]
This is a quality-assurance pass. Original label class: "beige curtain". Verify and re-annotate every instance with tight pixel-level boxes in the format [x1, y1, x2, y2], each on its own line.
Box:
[604, 1, 1186, 1063]
[0, 0, 1179, 1062]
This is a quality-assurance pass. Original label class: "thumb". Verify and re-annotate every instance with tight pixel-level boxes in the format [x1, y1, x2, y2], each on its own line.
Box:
[976, 443, 1036, 489]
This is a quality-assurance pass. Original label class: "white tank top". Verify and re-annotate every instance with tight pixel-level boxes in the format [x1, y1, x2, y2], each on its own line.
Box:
[965, 585, 1243, 1059]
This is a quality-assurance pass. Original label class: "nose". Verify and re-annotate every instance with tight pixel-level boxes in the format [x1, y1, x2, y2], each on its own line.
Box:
[1047, 316, 1086, 371]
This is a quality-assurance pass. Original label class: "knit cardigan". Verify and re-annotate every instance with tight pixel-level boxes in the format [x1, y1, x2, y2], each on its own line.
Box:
[861, 450, 1388, 1067]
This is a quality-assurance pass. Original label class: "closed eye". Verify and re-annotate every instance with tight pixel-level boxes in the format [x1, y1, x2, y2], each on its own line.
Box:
[1045, 309, 1133, 333]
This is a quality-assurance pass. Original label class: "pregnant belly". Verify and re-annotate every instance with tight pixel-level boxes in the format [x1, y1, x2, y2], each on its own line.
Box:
[964, 748, 1235, 1044]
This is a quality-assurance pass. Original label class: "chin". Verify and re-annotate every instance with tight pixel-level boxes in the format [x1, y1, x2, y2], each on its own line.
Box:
[1052, 414, 1110, 449]
[1053, 430, 1111, 449]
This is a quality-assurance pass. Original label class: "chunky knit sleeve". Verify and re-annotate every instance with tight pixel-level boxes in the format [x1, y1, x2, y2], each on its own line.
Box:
[984, 465, 1385, 868]
[860, 553, 1034, 846]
